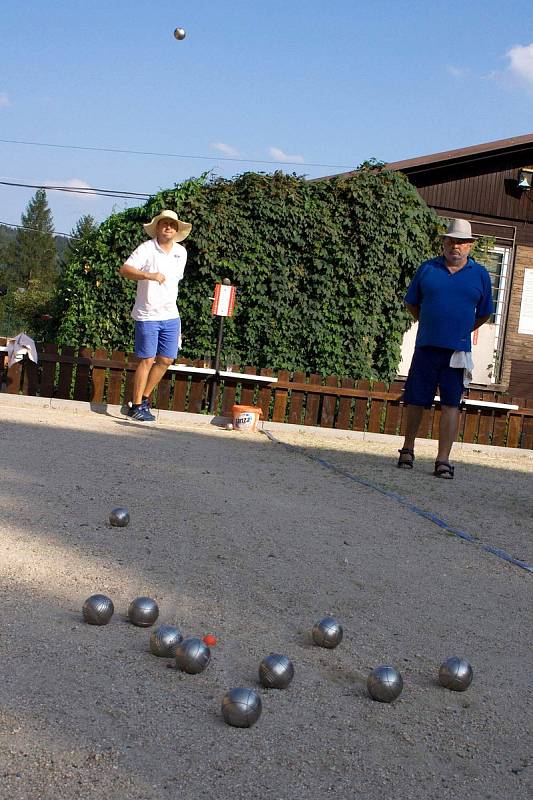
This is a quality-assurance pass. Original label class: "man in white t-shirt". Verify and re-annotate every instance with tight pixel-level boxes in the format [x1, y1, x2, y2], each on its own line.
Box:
[119, 209, 192, 421]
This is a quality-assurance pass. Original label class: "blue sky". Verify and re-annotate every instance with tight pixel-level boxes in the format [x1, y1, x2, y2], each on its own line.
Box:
[1, 0, 533, 235]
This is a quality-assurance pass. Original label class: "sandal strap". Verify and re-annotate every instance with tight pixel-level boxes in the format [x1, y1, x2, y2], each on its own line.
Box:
[434, 460, 454, 477]
[397, 448, 415, 468]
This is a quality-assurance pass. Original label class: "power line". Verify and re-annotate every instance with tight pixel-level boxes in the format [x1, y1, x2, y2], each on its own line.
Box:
[0, 137, 351, 170]
[0, 220, 78, 238]
[0, 178, 151, 200]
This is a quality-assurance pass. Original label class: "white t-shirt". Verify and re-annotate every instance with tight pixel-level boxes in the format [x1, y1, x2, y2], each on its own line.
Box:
[126, 238, 188, 321]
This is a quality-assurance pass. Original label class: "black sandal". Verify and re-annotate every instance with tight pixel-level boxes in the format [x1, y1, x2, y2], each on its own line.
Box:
[397, 448, 415, 469]
[434, 460, 454, 479]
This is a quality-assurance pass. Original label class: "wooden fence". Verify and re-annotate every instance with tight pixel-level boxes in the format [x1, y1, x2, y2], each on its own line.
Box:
[1, 339, 532, 449]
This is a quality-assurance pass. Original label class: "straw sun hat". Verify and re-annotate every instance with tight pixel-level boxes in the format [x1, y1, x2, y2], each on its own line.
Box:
[143, 209, 192, 242]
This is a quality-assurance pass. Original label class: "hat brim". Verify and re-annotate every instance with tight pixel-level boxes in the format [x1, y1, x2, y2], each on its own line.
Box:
[143, 214, 192, 242]
[439, 232, 475, 240]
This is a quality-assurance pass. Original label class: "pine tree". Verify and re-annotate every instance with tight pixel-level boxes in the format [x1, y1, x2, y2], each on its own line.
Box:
[1, 190, 59, 338]
[63, 214, 98, 263]
[13, 189, 57, 285]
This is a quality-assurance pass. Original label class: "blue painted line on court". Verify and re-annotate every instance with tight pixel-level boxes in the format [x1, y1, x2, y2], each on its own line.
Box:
[262, 429, 533, 575]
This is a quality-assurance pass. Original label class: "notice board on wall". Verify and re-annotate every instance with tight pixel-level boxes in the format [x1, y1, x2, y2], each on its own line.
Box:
[518, 268, 533, 335]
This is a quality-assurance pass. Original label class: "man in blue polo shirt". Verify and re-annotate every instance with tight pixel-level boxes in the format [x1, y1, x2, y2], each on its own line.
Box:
[397, 218, 494, 478]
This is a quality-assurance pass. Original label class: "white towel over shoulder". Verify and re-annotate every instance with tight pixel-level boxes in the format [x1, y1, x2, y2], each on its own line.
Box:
[450, 350, 474, 387]
[7, 333, 38, 367]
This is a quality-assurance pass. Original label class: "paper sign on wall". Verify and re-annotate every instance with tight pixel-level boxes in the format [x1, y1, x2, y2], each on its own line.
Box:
[518, 268, 533, 335]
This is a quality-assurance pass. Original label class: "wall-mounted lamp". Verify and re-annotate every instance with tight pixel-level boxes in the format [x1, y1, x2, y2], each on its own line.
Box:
[517, 168, 533, 191]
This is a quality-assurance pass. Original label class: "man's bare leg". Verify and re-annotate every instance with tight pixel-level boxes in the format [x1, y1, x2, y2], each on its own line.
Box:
[132, 358, 155, 405]
[142, 357, 173, 401]
[436, 405, 460, 464]
[397, 404, 424, 467]
[402, 404, 424, 450]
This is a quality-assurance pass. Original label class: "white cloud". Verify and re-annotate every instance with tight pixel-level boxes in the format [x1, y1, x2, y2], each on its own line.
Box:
[42, 178, 98, 203]
[64, 179, 93, 193]
[447, 65, 468, 79]
[39, 178, 94, 196]
[210, 141, 240, 157]
[268, 146, 305, 164]
[505, 43, 533, 87]
[0, 93, 10, 107]
[64, 179, 99, 203]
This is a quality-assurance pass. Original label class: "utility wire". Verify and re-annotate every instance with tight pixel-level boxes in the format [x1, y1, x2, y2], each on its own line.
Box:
[0, 220, 77, 238]
[0, 137, 351, 170]
[0, 179, 151, 200]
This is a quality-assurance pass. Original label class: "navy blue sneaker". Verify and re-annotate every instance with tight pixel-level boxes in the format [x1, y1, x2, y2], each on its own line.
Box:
[127, 403, 155, 422]
[141, 398, 157, 420]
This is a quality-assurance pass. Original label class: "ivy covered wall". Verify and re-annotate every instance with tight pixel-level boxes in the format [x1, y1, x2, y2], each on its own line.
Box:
[56, 165, 442, 380]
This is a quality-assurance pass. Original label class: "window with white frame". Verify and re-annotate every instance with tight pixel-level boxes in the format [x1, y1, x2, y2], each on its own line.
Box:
[484, 245, 511, 363]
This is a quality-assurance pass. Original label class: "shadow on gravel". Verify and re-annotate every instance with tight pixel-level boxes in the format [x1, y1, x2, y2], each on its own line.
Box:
[0, 415, 532, 800]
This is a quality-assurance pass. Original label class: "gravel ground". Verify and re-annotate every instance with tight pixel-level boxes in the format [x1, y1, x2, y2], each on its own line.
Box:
[0, 400, 531, 800]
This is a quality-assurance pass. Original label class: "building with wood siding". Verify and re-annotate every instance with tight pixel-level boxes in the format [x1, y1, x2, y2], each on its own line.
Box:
[333, 133, 533, 395]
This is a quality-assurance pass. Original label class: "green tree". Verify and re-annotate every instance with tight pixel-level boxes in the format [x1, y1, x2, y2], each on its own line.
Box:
[63, 214, 98, 264]
[1, 279, 55, 339]
[56, 168, 441, 381]
[12, 189, 57, 285]
[0, 190, 59, 337]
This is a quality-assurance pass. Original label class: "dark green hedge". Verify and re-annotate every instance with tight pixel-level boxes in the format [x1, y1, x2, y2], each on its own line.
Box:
[56, 165, 441, 380]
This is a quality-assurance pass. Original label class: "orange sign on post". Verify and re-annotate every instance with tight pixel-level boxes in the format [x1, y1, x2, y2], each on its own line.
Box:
[212, 283, 236, 317]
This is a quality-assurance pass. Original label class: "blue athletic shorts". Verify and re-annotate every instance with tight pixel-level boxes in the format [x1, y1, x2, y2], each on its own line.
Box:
[134, 318, 181, 359]
[403, 346, 464, 409]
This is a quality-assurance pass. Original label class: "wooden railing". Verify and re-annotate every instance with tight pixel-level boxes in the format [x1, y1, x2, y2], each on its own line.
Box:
[1, 339, 532, 449]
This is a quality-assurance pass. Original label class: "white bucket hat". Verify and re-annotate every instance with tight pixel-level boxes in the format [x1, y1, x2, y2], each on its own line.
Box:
[440, 218, 474, 240]
[143, 209, 192, 242]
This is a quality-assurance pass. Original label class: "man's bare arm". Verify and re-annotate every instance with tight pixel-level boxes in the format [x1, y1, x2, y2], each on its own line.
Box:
[473, 314, 491, 331]
[405, 302, 419, 321]
[119, 264, 165, 284]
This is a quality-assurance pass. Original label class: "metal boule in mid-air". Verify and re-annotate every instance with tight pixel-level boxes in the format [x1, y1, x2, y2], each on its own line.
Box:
[312, 617, 343, 649]
[109, 507, 130, 527]
[175, 637, 211, 674]
[82, 594, 114, 625]
[173, 27, 186, 40]
[149, 624, 183, 657]
[259, 653, 294, 689]
[367, 665, 403, 703]
[221, 688, 262, 728]
[438, 657, 473, 692]
[128, 596, 159, 627]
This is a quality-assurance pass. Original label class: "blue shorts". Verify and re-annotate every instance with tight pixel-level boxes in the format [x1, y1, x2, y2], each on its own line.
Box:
[404, 346, 464, 409]
[134, 318, 181, 359]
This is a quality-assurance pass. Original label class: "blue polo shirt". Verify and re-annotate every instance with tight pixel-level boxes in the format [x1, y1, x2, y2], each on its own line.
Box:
[405, 256, 494, 352]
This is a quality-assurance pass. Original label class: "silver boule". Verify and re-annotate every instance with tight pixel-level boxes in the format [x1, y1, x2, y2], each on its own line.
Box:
[82, 594, 114, 625]
[259, 653, 294, 689]
[149, 624, 183, 657]
[221, 687, 262, 728]
[109, 507, 130, 527]
[173, 27, 186, 40]
[367, 665, 403, 703]
[128, 596, 159, 627]
[312, 616, 343, 649]
[438, 657, 473, 692]
[175, 637, 211, 674]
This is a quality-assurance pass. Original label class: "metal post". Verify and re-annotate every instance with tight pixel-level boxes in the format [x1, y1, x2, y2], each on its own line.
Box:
[208, 278, 231, 414]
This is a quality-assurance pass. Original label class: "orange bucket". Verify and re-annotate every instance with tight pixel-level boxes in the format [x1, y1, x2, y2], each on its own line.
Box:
[232, 404, 263, 432]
